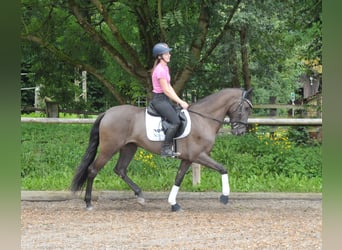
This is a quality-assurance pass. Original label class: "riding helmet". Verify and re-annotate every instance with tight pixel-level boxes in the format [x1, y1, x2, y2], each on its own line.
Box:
[152, 43, 172, 58]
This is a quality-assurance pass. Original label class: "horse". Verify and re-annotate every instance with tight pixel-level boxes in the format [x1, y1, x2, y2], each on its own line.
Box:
[71, 88, 253, 211]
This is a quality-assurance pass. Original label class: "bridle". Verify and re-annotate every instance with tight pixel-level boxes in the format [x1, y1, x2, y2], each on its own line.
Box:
[188, 90, 253, 126]
[229, 91, 253, 127]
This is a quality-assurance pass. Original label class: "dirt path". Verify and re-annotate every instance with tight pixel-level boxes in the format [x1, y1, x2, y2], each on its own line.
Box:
[21, 192, 322, 249]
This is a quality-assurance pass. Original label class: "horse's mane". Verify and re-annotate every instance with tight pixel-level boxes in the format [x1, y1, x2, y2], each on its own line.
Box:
[189, 88, 240, 109]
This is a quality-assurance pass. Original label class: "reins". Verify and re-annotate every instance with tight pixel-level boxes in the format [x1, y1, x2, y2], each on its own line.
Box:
[187, 109, 229, 125]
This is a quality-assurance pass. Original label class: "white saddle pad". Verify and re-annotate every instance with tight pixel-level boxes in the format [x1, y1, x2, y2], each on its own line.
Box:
[145, 109, 191, 141]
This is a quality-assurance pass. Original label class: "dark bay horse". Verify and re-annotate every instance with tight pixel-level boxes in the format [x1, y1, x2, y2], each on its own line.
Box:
[71, 88, 253, 211]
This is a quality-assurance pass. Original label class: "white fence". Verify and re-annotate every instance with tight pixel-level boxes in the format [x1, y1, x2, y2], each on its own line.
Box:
[21, 117, 322, 125]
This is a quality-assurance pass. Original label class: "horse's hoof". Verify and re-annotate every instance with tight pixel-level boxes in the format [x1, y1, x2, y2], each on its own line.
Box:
[85, 205, 93, 211]
[137, 196, 145, 205]
[171, 203, 183, 212]
[220, 194, 229, 205]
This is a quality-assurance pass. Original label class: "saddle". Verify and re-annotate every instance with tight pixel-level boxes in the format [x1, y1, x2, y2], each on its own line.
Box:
[145, 103, 191, 141]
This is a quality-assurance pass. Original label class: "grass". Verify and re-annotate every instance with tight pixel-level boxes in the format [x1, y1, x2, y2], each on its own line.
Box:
[21, 122, 322, 192]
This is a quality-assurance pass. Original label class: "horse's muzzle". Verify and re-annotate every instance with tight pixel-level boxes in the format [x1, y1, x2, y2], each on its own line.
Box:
[231, 123, 247, 136]
[231, 129, 246, 136]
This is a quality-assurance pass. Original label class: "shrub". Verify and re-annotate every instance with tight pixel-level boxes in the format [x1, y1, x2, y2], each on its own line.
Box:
[211, 126, 321, 179]
[21, 123, 322, 192]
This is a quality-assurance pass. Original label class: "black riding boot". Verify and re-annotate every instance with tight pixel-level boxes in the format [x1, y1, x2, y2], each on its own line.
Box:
[161, 124, 180, 157]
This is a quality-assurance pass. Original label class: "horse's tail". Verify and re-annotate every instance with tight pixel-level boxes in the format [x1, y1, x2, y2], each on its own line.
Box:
[70, 112, 105, 192]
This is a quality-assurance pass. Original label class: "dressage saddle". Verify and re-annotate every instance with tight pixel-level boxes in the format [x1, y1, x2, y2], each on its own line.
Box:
[147, 103, 188, 137]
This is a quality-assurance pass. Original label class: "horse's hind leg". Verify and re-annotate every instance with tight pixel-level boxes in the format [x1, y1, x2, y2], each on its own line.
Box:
[113, 143, 144, 204]
[84, 153, 112, 210]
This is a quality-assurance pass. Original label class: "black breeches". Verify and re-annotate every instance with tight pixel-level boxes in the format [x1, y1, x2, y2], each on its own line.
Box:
[151, 93, 180, 125]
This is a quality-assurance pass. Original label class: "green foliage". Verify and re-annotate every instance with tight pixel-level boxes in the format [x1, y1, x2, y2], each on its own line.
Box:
[21, 0, 322, 111]
[287, 126, 312, 145]
[21, 123, 321, 192]
[21, 123, 91, 179]
[212, 127, 321, 180]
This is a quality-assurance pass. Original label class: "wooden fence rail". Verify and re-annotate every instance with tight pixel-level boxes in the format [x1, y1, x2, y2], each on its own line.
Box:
[21, 117, 96, 124]
[21, 117, 322, 126]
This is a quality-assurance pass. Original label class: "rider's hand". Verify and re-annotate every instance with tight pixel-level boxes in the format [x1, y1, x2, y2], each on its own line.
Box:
[180, 101, 189, 109]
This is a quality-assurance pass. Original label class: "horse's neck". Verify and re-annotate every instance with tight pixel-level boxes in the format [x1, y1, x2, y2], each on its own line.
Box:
[193, 89, 237, 120]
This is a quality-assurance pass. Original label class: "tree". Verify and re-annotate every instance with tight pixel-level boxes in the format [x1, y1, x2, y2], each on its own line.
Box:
[21, 0, 321, 110]
[22, 0, 243, 105]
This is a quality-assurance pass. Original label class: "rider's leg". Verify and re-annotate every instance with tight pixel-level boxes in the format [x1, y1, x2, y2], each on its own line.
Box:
[151, 94, 181, 157]
[161, 123, 180, 157]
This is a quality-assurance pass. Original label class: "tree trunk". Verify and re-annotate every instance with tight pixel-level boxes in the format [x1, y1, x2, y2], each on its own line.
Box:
[45, 100, 59, 118]
[228, 29, 240, 87]
[240, 26, 251, 91]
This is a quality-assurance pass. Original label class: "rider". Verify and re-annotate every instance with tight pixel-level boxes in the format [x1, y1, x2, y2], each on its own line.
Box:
[150, 42, 189, 157]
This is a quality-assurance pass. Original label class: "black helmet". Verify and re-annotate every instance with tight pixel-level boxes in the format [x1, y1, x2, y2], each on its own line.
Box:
[152, 43, 172, 57]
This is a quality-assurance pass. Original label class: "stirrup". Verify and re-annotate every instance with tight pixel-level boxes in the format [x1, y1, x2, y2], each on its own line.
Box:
[161, 149, 181, 158]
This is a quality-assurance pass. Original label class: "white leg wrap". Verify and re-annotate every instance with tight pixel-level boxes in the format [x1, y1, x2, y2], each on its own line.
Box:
[168, 185, 179, 205]
[222, 174, 230, 196]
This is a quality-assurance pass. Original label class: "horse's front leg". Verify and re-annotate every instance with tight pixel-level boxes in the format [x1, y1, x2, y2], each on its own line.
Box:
[196, 152, 230, 205]
[168, 160, 192, 212]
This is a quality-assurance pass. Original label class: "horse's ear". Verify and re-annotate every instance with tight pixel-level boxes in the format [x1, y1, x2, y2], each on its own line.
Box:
[243, 88, 253, 99]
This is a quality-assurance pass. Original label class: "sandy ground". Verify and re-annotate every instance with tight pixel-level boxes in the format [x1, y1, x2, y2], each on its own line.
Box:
[21, 192, 322, 249]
